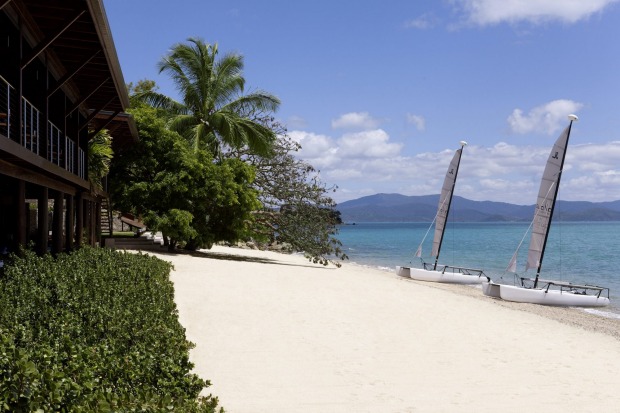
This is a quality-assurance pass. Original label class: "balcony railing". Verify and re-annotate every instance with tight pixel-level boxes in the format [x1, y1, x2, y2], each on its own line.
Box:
[1, 74, 85, 181]
[78, 147, 85, 179]
[48, 121, 62, 165]
[22, 97, 40, 155]
[66, 137, 75, 174]
[0, 75, 16, 140]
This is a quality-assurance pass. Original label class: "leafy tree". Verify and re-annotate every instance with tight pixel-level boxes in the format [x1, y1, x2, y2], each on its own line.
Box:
[87, 129, 113, 191]
[109, 101, 260, 250]
[227, 116, 348, 267]
[134, 38, 280, 157]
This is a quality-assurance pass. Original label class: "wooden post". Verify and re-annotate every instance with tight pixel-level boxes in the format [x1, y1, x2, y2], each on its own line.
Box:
[76, 192, 83, 247]
[16, 180, 26, 247]
[88, 200, 95, 246]
[96, 200, 102, 246]
[52, 190, 63, 254]
[37, 188, 48, 255]
[92, 201, 98, 246]
[65, 194, 74, 251]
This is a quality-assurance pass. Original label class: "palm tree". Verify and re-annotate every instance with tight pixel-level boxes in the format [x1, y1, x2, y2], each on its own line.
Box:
[88, 129, 113, 191]
[136, 37, 280, 157]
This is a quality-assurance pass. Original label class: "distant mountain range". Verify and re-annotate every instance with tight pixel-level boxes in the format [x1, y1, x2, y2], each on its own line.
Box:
[337, 193, 620, 223]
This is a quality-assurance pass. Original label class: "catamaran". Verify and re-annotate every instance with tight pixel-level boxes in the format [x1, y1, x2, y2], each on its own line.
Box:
[396, 141, 489, 284]
[483, 115, 610, 306]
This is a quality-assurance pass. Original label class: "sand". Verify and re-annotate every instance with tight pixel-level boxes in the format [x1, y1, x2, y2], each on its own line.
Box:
[142, 246, 620, 413]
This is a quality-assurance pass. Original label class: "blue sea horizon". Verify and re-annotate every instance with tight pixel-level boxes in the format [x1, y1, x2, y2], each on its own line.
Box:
[336, 221, 620, 318]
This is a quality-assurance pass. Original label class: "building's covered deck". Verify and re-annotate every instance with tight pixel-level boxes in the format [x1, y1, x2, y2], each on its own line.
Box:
[0, 0, 137, 255]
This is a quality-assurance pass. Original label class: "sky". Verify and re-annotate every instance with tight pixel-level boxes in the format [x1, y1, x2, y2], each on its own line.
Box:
[103, 0, 620, 205]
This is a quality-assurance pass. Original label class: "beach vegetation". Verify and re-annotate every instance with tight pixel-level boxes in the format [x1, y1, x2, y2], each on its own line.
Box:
[119, 38, 346, 266]
[0, 247, 222, 412]
[226, 116, 348, 267]
[132, 37, 280, 157]
[109, 102, 260, 250]
[87, 128, 113, 191]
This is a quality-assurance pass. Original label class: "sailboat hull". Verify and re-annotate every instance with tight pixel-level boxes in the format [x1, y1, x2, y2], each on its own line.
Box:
[499, 284, 610, 307]
[395, 266, 411, 278]
[481, 281, 501, 298]
[403, 267, 486, 284]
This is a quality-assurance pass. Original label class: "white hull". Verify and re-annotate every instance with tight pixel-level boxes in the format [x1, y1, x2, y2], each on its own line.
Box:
[499, 284, 610, 307]
[399, 266, 485, 284]
[395, 266, 411, 278]
[481, 281, 501, 298]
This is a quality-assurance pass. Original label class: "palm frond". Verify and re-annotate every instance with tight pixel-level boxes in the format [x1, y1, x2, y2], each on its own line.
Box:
[168, 114, 198, 133]
[211, 111, 275, 156]
[223, 91, 281, 116]
[156, 37, 279, 157]
[132, 90, 189, 115]
[212, 52, 245, 107]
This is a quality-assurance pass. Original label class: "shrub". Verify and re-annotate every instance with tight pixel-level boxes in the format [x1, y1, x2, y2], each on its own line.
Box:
[0, 247, 222, 412]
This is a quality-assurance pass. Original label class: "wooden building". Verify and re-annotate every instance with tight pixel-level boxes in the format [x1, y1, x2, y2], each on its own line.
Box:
[0, 0, 137, 255]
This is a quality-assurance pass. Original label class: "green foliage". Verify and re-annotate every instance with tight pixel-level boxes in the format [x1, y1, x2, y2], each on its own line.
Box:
[227, 118, 348, 267]
[109, 102, 260, 250]
[133, 38, 280, 157]
[0, 247, 222, 412]
[88, 129, 114, 191]
[145, 209, 197, 247]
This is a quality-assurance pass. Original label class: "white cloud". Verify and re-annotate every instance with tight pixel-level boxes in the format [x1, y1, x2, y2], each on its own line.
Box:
[289, 127, 620, 204]
[338, 130, 403, 158]
[569, 141, 620, 172]
[328, 168, 365, 180]
[454, 0, 619, 25]
[406, 113, 426, 131]
[507, 100, 583, 135]
[288, 130, 338, 165]
[331, 112, 381, 130]
[404, 13, 438, 29]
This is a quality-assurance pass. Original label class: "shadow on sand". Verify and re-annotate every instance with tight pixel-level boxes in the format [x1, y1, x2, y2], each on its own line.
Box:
[133, 247, 334, 270]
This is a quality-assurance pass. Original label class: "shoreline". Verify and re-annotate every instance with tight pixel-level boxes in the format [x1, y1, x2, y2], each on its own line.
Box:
[340, 260, 620, 340]
[143, 246, 620, 412]
[400, 274, 620, 341]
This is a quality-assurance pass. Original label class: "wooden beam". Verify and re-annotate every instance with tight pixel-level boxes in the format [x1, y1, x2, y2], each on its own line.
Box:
[65, 76, 110, 116]
[88, 110, 121, 139]
[78, 95, 117, 132]
[47, 50, 101, 98]
[0, 0, 12, 12]
[0, 159, 78, 195]
[0, 137, 89, 190]
[20, 9, 86, 70]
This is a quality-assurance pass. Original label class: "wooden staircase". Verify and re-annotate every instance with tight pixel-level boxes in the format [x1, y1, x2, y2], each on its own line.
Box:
[100, 197, 113, 237]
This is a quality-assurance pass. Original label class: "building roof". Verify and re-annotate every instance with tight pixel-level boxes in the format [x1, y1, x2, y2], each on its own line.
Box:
[2, 0, 138, 146]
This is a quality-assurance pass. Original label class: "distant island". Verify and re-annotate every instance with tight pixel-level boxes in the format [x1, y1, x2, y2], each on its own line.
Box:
[336, 193, 620, 223]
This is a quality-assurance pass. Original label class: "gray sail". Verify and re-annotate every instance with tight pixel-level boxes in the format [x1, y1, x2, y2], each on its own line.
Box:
[525, 125, 571, 271]
[431, 148, 462, 257]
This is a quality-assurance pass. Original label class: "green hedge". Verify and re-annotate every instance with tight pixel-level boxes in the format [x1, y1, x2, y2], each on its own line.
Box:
[0, 247, 222, 412]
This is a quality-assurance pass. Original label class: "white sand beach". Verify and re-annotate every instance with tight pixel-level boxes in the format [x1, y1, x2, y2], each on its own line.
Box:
[143, 246, 620, 413]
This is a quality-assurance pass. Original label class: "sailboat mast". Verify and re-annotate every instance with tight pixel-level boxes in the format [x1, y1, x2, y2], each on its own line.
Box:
[433, 141, 466, 270]
[533, 116, 577, 288]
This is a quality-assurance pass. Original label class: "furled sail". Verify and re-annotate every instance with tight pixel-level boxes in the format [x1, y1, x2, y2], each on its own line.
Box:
[431, 147, 463, 257]
[525, 124, 571, 272]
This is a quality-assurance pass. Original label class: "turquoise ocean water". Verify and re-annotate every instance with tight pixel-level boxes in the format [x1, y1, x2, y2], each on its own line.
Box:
[336, 221, 620, 318]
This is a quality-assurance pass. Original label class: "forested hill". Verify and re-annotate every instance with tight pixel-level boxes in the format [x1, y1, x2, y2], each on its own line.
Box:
[337, 193, 620, 223]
